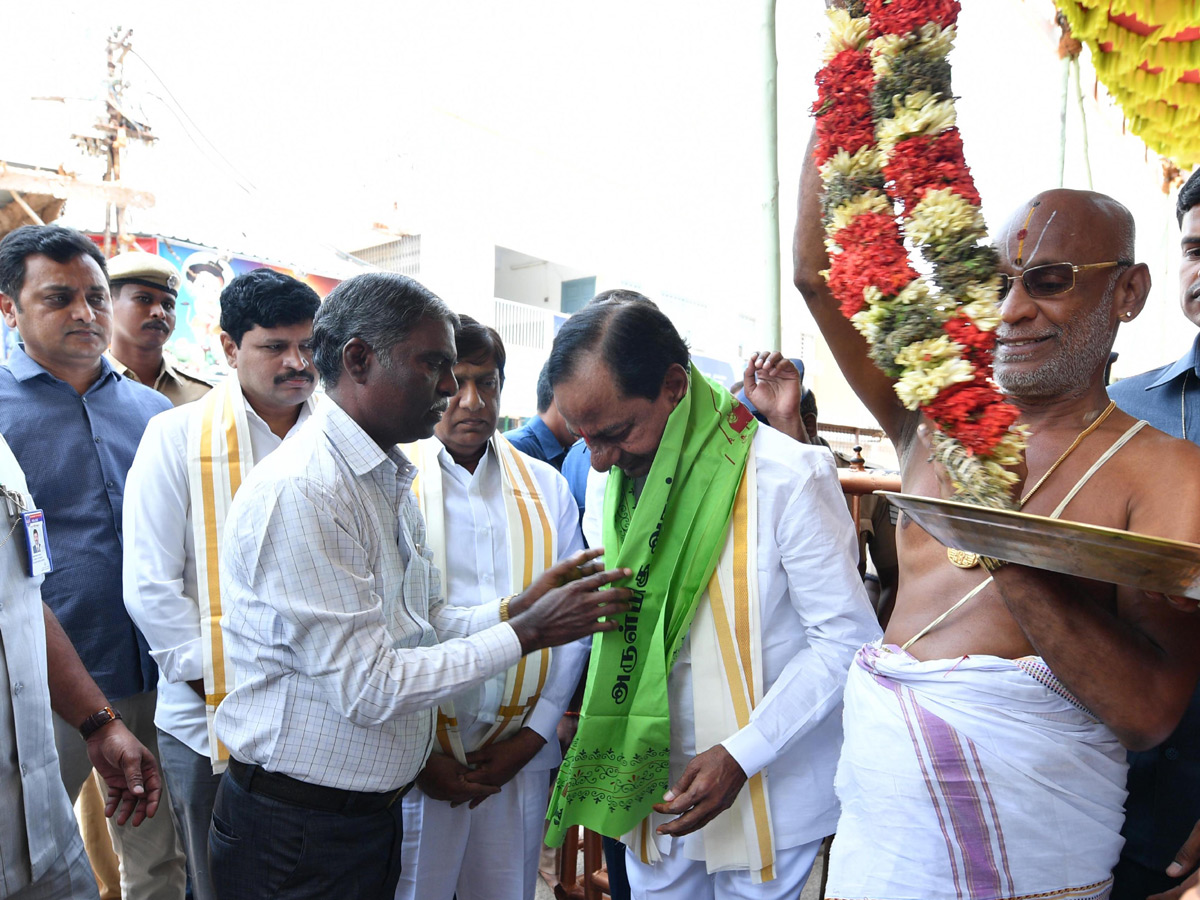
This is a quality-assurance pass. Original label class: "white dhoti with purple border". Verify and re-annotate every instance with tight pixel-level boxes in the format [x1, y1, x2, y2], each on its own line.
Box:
[827, 641, 1127, 900]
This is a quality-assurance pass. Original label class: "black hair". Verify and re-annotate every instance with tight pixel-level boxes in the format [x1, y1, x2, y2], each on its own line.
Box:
[219, 268, 321, 346]
[312, 272, 456, 388]
[800, 387, 817, 420]
[1178, 168, 1200, 226]
[455, 314, 506, 384]
[536, 360, 553, 412]
[0, 225, 107, 304]
[546, 298, 689, 401]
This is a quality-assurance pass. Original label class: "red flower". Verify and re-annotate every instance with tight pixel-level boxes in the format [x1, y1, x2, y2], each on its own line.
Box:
[923, 379, 1019, 455]
[812, 49, 877, 164]
[865, 0, 960, 36]
[827, 212, 918, 316]
[885, 130, 981, 211]
[942, 315, 995, 368]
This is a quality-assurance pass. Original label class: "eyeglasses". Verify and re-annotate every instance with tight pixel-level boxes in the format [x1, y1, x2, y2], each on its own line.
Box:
[998, 260, 1132, 299]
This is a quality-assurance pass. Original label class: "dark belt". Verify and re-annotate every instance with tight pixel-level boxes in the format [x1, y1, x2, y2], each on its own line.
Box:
[227, 758, 413, 816]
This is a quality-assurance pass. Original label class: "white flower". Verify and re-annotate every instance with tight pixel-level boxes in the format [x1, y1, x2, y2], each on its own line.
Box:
[907, 189, 986, 248]
[824, 9, 872, 60]
[894, 356, 976, 408]
[894, 334, 961, 369]
[870, 34, 908, 77]
[876, 92, 957, 150]
[895, 279, 932, 306]
[820, 145, 883, 181]
[958, 294, 1002, 331]
[829, 190, 893, 233]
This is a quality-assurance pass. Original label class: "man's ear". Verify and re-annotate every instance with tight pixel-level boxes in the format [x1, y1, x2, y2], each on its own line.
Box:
[663, 362, 690, 407]
[1114, 262, 1151, 323]
[0, 293, 18, 329]
[219, 332, 239, 369]
[342, 337, 374, 385]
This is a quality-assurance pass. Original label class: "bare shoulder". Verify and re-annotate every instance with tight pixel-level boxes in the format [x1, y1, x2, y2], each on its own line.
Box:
[1120, 422, 1200, 543]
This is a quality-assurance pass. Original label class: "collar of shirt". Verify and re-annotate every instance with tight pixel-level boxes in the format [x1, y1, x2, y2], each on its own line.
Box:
[435, 437, 497, 487]
[242, 390, 313, 445]
[9, 343, 117, 392]
[1145, 333, 1200, 390]
[321, 400, 414, 487]
[528, 415, 566, 461]
[104, 350, 185, 391]
[102, 350, 158, 383]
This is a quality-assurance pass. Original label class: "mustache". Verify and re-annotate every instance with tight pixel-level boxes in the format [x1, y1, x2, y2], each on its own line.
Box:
[142, 321, 170, 333]
[274, 370, 314, 385]
[431, 401, 449, 415]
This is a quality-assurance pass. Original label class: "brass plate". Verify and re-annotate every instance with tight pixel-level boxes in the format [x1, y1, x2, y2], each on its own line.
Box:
[878, 491, 1200, 600]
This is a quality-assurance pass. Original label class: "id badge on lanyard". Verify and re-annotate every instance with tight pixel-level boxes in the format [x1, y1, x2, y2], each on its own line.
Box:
[1, 483, 53, 576]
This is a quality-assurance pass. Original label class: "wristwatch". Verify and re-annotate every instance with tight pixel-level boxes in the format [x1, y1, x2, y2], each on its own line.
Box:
[79, 705, 123, 740]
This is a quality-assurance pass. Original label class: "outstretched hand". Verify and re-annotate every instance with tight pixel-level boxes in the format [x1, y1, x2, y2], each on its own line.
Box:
[508, 562, 632, 653]
[86, 721, 161, 826]
[651, 745, 747, 837]
[511, 547, 608, 612]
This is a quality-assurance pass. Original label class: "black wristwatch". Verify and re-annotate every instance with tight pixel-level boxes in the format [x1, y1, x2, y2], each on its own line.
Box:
[79, 705, 123, 740]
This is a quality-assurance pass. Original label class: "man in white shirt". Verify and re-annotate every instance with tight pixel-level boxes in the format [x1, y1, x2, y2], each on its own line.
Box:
[208, 272, 631, 900]
[0, 429, 164, 900]
[123, 268, 321, 900]
[395, 316, 588, 900]
[545, 297, 881, 900]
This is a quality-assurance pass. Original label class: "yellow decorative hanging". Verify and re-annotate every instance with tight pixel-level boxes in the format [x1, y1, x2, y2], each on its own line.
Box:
[1055, 0, 1200, 168]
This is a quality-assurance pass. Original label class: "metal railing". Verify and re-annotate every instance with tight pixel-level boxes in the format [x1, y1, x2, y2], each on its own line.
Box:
[493, 297, 561, 351]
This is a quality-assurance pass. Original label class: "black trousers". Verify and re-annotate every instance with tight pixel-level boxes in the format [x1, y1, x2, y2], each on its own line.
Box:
[209, 768, 405, 900]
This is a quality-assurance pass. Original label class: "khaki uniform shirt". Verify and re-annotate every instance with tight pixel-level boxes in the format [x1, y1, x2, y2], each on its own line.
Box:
[104, 352, 212, 407]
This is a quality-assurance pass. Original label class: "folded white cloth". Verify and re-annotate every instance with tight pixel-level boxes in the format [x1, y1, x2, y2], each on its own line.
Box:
[826, 641, 1127, 900]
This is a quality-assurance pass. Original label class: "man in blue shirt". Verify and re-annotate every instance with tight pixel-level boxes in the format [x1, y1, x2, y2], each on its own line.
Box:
[1108, 169, 1200, 900]
[0, 225, 186, 900]
[504, 361, 573, 470]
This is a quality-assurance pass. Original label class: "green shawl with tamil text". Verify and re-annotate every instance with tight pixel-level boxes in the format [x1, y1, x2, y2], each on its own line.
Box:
[545, 362, 757, 843]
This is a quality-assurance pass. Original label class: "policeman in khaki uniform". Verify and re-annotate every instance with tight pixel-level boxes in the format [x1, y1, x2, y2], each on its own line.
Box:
[105, 252, 211, 407]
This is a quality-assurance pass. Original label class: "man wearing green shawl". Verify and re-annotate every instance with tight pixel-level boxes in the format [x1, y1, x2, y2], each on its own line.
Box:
[544, 297, 879, 899]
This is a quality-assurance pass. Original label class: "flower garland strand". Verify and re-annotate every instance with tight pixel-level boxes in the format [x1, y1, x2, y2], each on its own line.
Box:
[812, 0, 1026, 507]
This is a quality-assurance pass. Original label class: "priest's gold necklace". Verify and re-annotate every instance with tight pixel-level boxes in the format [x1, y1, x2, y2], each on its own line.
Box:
[946, 400, 1118, 569]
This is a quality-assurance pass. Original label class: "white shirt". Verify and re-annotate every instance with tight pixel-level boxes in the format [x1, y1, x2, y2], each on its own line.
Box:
[586, 425, 881, 851]
[122, 393, 311, 755]
[431, 440, 587, 770]
[214, 402, 523, 792]
[0, 434, 82, 893]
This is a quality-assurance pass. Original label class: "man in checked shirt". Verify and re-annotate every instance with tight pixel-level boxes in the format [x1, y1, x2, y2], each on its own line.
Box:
[208, 272, 631, 900]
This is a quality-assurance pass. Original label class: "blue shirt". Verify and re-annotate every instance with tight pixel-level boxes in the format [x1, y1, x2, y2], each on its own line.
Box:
[503, 415, 567, 471]
[560, 439, 591, 530]
[0, 345, 170, 700]
[1109, 333, 1200, 874]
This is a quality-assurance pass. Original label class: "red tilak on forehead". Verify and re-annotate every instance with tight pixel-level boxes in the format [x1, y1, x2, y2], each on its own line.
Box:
[579, 428, 591, 442]
[1014, 200, 1040, 267]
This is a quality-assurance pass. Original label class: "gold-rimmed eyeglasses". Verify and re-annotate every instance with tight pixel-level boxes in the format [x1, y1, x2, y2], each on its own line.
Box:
[998, 260, 1132, 299]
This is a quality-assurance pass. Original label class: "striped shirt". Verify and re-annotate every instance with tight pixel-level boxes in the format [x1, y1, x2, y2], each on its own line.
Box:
[214, 401, 523, 792]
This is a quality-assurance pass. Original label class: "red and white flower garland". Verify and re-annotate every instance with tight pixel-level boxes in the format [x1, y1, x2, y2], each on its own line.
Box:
[813, 0, 1026, 507]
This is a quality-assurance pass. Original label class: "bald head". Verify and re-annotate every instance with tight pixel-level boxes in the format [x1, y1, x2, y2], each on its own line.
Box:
[992, 189, 1150, 403]
[998, 189, 1135, 270]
